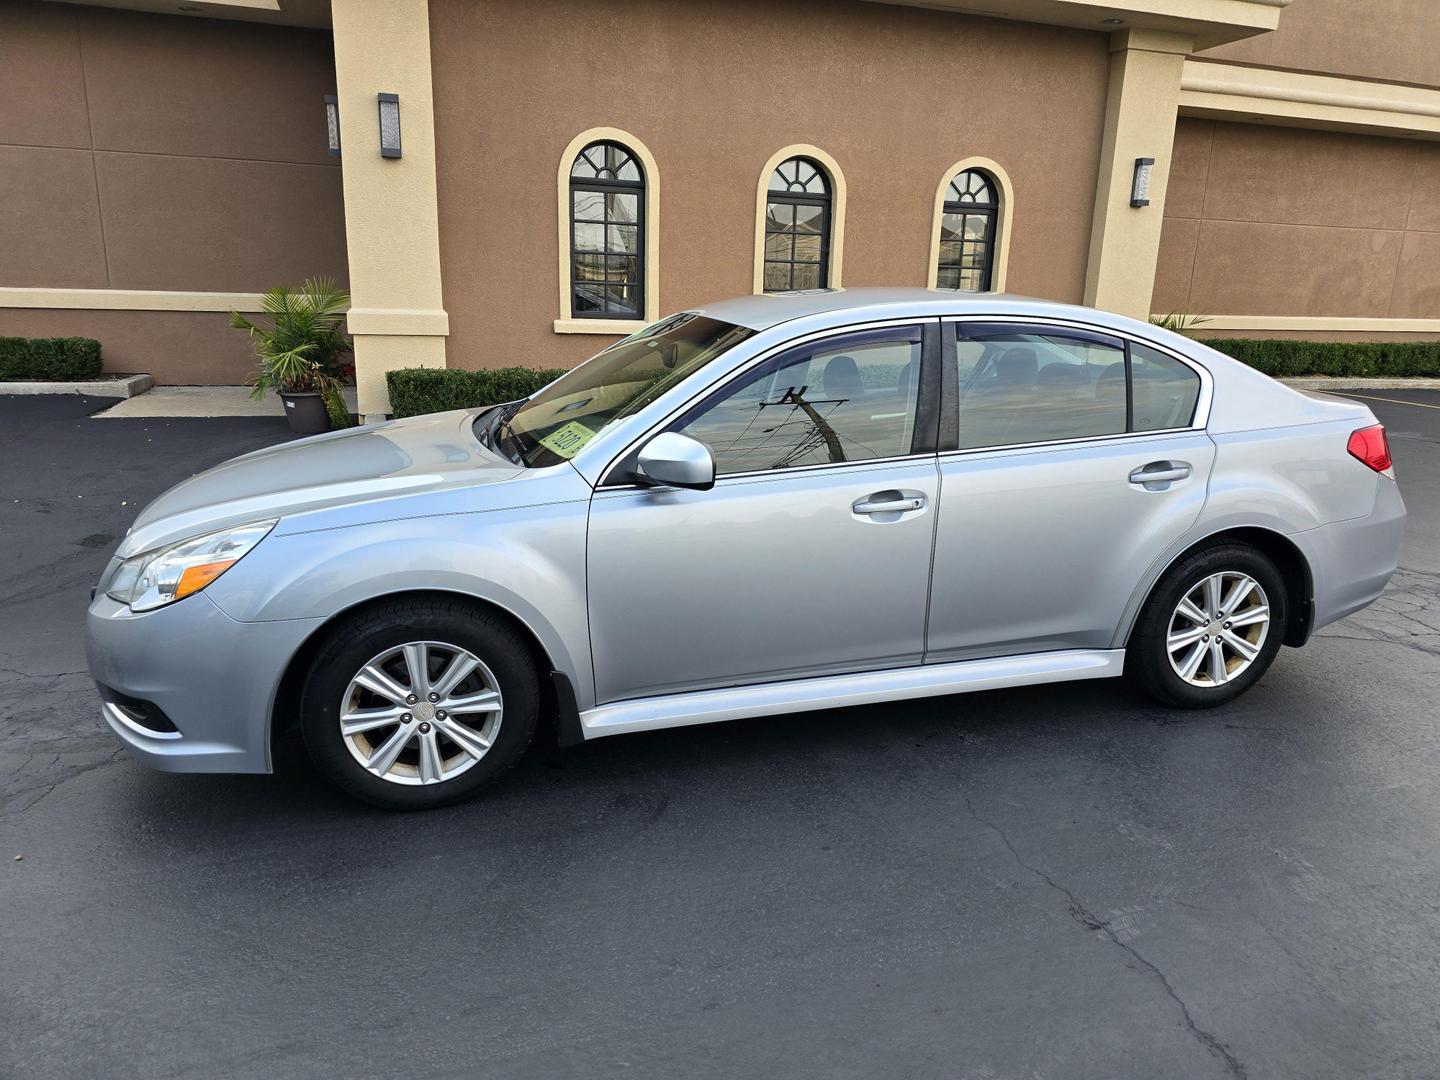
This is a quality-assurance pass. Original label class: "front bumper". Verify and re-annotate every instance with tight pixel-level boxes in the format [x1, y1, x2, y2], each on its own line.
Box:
[86, 591, 323, 774]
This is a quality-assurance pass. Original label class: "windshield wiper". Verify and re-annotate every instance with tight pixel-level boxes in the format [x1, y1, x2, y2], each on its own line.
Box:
[490, 401, 526, 465]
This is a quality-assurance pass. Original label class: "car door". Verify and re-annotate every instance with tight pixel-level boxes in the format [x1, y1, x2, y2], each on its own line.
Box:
[926, 320, 1215, 661]
[586, 321, 942, 704]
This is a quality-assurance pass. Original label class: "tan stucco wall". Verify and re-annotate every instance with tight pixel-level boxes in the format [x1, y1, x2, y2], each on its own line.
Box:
[0, 307, 258, 383]
[1154, 118, 1440, 320]
[428, 0, 1111, 371]
[1200, 0, 1440, 90]
[0, 3, 346, 380]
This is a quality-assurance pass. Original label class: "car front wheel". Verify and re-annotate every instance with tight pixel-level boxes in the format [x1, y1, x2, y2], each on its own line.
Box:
[1128, 543, 1288, 709]
[299, 598, 539, 809]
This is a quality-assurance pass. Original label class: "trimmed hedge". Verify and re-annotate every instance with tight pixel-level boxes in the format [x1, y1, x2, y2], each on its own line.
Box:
[0, 336, 103, 381]
[384, 338, 1440, 418]
[387, 366, 567, 418]
[1197, 337, 1440, 379]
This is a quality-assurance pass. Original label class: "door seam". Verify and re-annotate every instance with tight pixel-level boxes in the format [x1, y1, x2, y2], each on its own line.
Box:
[921, 456, 943, 664]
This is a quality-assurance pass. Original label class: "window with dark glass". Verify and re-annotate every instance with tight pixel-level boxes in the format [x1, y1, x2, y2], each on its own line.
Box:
[1129, 342, 1202, 431]
[951, 327, 1201, 450]
[763, 157, 831, 293]
[936, 170, 998, 292]
[954, 329, 1126, 449]
[673, 326, 922, 475]
[570, 141, 644, 318]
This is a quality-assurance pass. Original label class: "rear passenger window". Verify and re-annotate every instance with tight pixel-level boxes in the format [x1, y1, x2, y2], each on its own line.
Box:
[955, 330, 1127, 449]
[1130, 341, 1201, 431]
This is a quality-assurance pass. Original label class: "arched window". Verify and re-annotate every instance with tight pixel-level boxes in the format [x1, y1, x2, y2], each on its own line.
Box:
[569, 140, 645, 319]
[762, 157, 832, 292]
[936, 169, 999, 292]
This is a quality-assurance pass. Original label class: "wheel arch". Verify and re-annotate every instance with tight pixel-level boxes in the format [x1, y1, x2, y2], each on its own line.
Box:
[1121, 527, 1315, 651]
[267, 589, 563, 765]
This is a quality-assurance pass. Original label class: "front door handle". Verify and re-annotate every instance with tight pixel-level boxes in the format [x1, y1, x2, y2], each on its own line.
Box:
[853, 491, 927, 515]
[1129, 461, 1192, 488]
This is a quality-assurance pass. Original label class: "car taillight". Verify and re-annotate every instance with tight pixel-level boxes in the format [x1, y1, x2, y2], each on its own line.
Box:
[1347, 424, 1393, 474]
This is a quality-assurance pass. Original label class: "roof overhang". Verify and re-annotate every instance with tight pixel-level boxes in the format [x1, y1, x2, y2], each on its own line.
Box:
[41, 0, 331, 29]
[863, 0, 1289, 50]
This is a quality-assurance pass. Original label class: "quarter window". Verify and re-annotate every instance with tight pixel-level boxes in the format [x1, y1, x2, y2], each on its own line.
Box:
[570, 141, 644, 318]
[763, 157, 832, 292]
[1130, 342, 1202, 431]
[674, 327, 923, 475]
[936, 170, 998, 292]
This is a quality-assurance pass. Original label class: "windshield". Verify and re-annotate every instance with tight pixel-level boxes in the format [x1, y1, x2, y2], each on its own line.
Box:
[486, 313, 755, 467]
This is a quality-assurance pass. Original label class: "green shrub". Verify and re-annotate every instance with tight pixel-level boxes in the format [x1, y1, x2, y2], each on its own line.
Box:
[383, 338, 1440, 418]
[1197, 338, 1440, 378]
[0, 337, 103, 381]
[387, 366, 567, 418]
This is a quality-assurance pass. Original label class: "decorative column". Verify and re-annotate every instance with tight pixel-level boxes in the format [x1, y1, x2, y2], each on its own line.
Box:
[1084, 29, 1192, 320]
[331, 0, 448, 420]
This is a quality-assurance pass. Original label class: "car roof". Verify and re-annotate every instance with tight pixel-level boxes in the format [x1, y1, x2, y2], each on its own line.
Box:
[689, 287, 1136, 334]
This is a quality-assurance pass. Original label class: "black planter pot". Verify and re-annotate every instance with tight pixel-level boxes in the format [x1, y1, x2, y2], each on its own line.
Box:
[280, 391, 330, 434]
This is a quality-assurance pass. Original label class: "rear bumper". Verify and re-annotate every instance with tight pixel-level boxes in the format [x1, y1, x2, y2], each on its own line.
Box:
[1298, 476, 1406, 633]
[85, 591, 323, 774]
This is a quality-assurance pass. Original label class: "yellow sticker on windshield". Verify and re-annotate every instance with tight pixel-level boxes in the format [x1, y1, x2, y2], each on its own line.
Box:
[538, 419, 599, 459]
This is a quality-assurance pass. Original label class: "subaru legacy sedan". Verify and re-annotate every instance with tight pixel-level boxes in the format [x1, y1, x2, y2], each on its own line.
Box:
[88, 289, 1404, 809]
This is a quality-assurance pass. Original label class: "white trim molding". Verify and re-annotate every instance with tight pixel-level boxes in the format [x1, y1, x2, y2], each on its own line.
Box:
[0, 287, 270, 312]
[553, 317, 648, 335]
[345, 307, 448, 336]
[1155, 314, 1440, 334]
[1180, 60, 1440, 140]
[926, 157, 1016, 293]
[752, 144, 848, 295]
[862, 0, 1287, 51]
[555, 126, 661, 334]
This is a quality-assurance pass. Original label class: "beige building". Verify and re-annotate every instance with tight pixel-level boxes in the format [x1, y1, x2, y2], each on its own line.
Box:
[2, 0, 1437, 416]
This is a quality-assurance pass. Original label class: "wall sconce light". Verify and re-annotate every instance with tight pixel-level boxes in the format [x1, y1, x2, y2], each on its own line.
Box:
[378, 93, 402, 159]
[324, 94, 340, 157]
[1131, 157, 1155, 207]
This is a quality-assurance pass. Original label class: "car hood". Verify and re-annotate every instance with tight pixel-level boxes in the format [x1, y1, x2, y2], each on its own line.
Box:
[120, 409, 525, 556]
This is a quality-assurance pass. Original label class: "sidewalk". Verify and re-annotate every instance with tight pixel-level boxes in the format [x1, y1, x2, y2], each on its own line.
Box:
[94, 385, 359, 418]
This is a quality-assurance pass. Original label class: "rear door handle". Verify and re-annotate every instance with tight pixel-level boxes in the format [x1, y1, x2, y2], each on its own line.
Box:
[1128, 461, 1192, 487]
[853, 492, 927, 515]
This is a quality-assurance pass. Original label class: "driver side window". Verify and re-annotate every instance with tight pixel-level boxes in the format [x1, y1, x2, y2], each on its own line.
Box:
[673, 326, 923, 476]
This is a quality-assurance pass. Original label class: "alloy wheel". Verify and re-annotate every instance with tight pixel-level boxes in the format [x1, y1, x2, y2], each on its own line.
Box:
[338, 640, 503, 786]
[1166, 572, 1271, 688]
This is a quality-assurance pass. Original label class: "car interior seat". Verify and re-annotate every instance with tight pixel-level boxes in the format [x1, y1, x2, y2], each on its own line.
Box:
[823, 355, 864, 401]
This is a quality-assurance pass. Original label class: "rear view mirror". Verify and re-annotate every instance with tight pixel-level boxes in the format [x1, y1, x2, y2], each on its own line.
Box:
[636, 432, 715, 491]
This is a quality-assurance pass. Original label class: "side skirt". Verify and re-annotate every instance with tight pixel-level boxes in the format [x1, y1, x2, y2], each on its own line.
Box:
[578, 649, 1126, 741]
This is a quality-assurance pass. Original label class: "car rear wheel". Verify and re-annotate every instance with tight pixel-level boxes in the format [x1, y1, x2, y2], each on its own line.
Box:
[1128, 543, 1287, 709]
[299, 598, 539, 810]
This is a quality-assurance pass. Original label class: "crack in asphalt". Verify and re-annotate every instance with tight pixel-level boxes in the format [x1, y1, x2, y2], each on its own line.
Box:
[0, 668, 88, 681]
[1312, 567, 1440, 660]
[4, 748, 126, 816]
[962, 794, 1249, 1080]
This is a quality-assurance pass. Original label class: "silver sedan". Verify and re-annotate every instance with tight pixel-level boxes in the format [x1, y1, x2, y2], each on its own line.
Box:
[87, 289, 1405, 809]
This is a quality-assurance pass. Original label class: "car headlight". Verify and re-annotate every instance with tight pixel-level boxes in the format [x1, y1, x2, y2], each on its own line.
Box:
[106, 520, 276, 612]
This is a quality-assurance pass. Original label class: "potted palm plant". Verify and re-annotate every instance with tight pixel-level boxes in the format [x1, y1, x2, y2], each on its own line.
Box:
[231, 278, 353, 435]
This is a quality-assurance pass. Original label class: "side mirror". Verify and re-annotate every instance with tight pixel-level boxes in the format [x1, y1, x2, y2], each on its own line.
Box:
[636, 432, 715, 491]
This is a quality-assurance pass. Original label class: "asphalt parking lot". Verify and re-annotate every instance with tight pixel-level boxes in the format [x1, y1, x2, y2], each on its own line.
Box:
[2, 390, 1438, 1080]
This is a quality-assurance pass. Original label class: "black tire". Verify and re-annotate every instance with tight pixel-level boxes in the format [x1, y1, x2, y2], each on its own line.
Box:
[299, 597, 539, 810]
[1127, 543, 1288, 709]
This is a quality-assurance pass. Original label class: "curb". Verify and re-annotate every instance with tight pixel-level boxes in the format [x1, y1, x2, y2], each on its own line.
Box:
[1278, 377, 1440, 390]
[1, 374, 154, 398]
